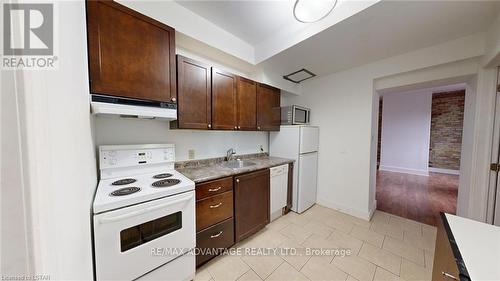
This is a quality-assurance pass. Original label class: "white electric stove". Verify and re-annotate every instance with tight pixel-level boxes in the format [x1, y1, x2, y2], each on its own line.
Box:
[92, 144, 195, 281]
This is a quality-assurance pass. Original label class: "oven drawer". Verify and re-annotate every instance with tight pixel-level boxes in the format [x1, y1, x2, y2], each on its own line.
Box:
[136, 251, 195, 281]
[196, 218, 234, 266]
[196, 191, 233, 231]
[196, 177, 233, 200]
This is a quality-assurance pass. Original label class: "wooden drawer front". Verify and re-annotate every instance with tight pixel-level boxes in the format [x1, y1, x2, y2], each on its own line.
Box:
[196, 191, 233, 231]
[196, 177, 233, 201]
[196, 218, 234, 266]
[432, 216, 461, 281]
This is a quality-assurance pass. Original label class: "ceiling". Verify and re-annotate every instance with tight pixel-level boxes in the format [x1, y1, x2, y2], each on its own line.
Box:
[260, 0, 500, 78]
[176, 0, 296, 46]
[176, 0, 500, 79]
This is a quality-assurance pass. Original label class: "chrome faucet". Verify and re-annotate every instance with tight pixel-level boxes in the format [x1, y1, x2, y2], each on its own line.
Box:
[226, 148, 236, 161]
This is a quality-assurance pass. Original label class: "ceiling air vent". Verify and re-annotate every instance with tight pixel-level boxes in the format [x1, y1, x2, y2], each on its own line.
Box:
[283, 68, 316, 83]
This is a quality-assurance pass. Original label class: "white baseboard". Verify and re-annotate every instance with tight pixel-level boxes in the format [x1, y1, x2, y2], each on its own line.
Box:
[379, 165, 429, 176]
[317, 198, 372, 221]
[428, 167, 460, 175]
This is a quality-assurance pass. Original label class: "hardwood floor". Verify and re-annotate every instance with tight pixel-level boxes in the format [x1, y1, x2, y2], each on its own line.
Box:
[376, 170, 458, 226]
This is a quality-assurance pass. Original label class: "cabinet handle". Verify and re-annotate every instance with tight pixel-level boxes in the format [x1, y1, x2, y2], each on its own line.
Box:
[238, 126, 241, 129]
[209, 202, 222, 208]
[208, 124, 212, 128]
[171, 97, 176, 102]
[208, 186, 222, 192]
[210, 231, 223, 238]
[236, 179, 240, 183]
[441, 272, 458, 280]
[257, 126, 261, 130]
[234, 126, 237, 129]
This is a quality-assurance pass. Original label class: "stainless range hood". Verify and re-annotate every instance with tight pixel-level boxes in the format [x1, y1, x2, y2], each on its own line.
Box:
[90, 94, 177, 120]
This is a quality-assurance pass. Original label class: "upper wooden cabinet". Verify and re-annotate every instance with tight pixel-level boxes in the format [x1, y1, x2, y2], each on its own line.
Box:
[236, 77, 257, 131]
[175, 55, 211, 129]
[86, 0, 176, 102]
[212, 68, 237, 130]
[257, 83, 281, 131]
[172, 55, 280, 131]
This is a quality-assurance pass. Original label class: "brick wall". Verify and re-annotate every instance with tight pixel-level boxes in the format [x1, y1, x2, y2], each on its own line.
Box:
[429, 90, 465, 170]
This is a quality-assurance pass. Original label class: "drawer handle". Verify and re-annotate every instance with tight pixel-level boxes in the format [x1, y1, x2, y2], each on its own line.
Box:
[208, 186, 222, 192]
[209, 202, 223, 208]
[210, 231, 223, 238]
[442, 272, 458, 280]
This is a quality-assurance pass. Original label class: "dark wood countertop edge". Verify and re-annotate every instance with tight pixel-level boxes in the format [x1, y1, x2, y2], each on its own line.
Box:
[440, 212, 471, 281]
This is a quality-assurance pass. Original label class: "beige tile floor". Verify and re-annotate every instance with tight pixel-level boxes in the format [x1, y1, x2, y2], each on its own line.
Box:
[195, 205, 437, 281]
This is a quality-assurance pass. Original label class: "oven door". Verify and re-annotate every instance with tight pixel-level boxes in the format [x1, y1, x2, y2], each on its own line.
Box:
[93, 191, 195, 281]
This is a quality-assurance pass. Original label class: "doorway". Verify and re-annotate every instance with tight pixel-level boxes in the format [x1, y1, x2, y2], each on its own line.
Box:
[376, 84, 466, 226]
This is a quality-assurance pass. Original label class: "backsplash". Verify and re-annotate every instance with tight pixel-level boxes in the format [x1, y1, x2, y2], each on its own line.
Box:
[93, 116, 269, 161]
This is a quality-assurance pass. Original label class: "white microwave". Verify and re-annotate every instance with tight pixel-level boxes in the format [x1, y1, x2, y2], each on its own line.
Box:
[281, 105, 311, 125]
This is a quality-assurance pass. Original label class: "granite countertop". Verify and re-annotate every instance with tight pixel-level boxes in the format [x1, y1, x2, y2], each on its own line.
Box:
[176, 153, 294, 183]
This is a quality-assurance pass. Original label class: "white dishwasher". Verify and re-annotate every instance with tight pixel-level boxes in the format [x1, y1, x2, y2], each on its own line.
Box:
[270, 164, 289, 221]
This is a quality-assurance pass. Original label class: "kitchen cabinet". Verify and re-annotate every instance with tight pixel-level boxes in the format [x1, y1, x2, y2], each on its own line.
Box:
[234, 169, 270, 242]
[171, 56, 280, 131]
[173, 55, 211, 129]
[236, 77, 257, 130]
[257, 83, 281, 131]
[196, 218, 234, 266]
[195, 177, 234, 266]
[432, 214, 461, 281]
[212, 68, 237, 130]
[86, 0, 176, 102]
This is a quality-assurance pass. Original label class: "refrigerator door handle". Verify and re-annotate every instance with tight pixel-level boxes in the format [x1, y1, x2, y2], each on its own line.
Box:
[300, 151, 318, 155]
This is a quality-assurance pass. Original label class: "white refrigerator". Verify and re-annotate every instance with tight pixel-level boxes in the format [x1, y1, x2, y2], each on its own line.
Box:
[270, 125, 319, 213]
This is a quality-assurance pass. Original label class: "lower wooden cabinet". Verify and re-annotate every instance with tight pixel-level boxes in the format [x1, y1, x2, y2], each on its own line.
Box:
[195, 179, 234, 267]
[196, 191, 233, 232]
[196, 218, 234, 266]
[432, 215, 462, 281]
[234, 169, 270, 242]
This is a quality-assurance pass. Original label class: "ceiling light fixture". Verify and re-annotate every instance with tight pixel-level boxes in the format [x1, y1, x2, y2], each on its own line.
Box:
[293, 0, 338, 23]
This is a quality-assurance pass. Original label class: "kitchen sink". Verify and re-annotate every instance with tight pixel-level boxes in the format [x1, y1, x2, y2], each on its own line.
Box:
[222, 159, 256, 169]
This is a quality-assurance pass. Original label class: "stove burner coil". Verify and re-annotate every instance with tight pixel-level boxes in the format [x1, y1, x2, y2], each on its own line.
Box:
[152, 179, 181, 188]
[110, 187, 141, 196]
[153, 173, 173, 179]
[111, 178, 137, 186]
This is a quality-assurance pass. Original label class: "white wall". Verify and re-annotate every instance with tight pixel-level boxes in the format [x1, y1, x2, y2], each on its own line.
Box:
[379, 91, 432, 176]
[483, 12, 500, 66]
[94, 117, 268, 161]
[1, 67, 33, 275]
[10, 1, 97, 279]
[283, 32, 495, 221]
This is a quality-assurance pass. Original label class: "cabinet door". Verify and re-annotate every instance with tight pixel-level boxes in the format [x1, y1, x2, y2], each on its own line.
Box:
[87, 0, 176, 102]
[234, 169, 270, 242]
[257, 83, 281, 131]
[212, 68, 237, 130]
[236, 77, 257, 130]
[176, 55, 211, 129]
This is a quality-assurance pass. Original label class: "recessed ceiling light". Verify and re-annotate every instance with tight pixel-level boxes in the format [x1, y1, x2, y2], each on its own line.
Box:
[283, 69, 316, 83]
[293, 0, 338, 23]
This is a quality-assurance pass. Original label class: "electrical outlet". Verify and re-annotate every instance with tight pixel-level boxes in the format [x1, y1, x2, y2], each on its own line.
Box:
[188, 149, 195, 160]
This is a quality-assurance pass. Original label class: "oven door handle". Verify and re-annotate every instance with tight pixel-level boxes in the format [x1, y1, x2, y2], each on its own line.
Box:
[98, 193, 193, 224]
